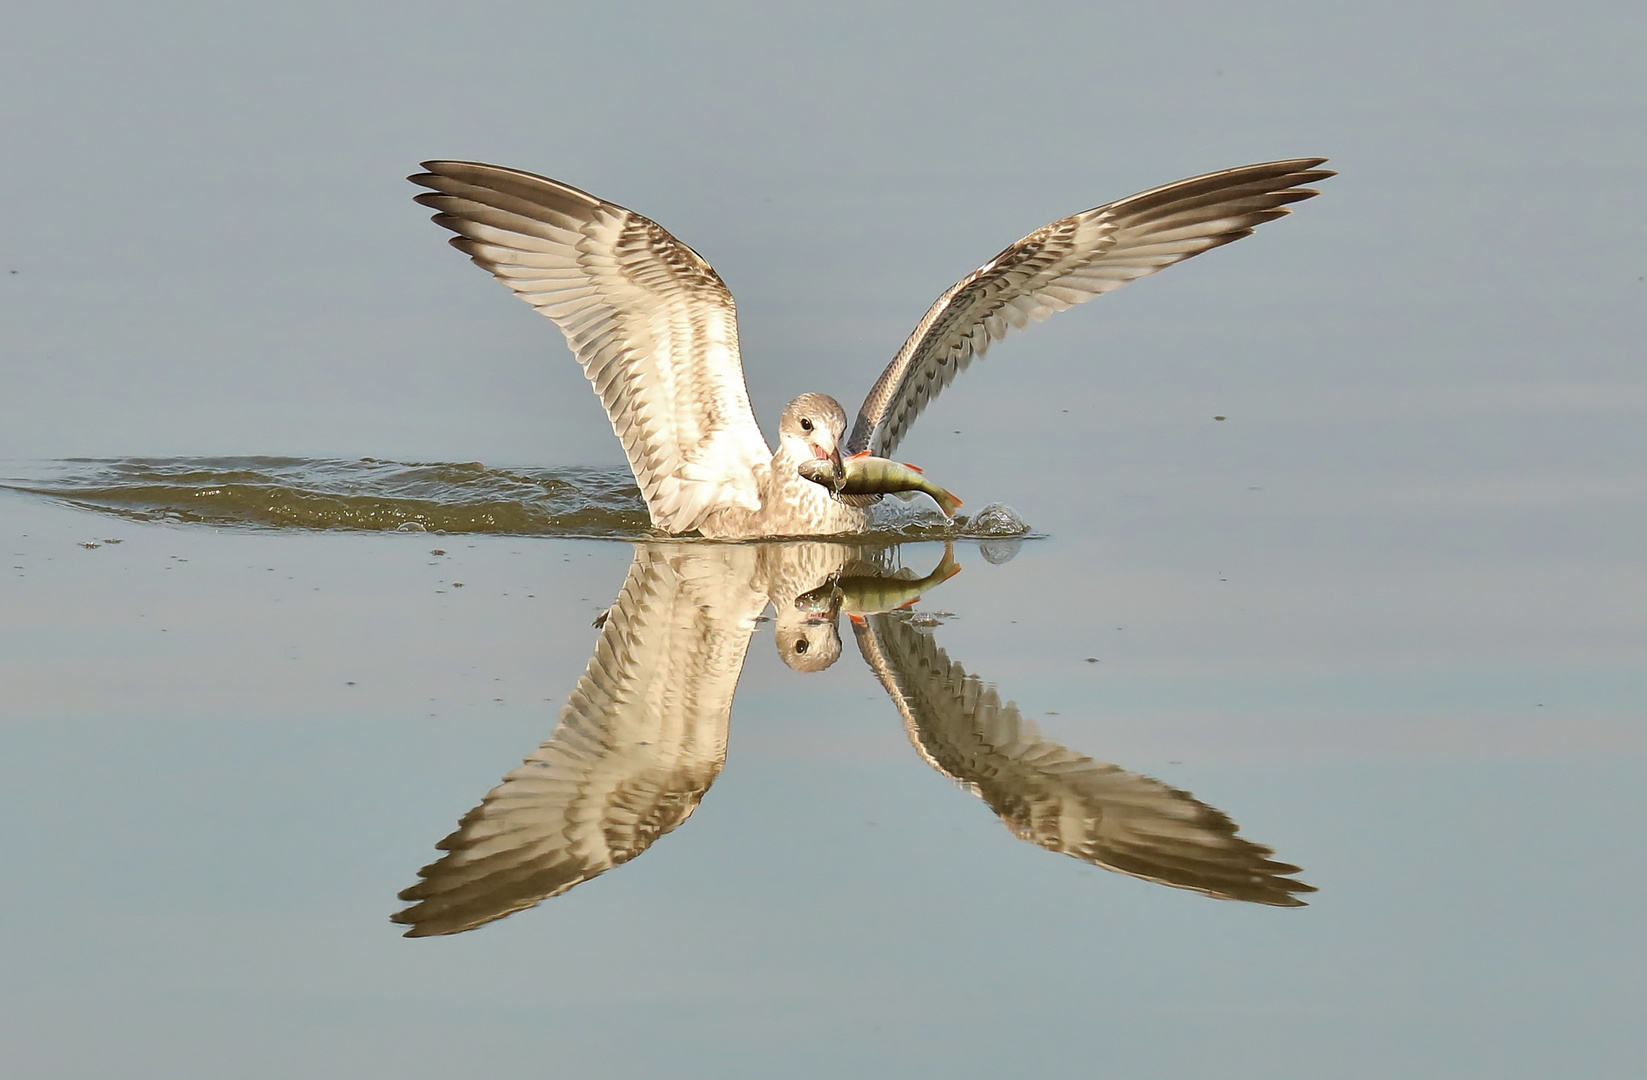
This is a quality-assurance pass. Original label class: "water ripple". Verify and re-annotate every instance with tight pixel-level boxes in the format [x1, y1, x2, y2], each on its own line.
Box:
[2, 457, 1036, 543]
[2, 457, 654, 539]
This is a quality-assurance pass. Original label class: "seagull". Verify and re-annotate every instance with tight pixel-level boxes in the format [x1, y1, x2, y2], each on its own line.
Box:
[411, 157, 1333, 537]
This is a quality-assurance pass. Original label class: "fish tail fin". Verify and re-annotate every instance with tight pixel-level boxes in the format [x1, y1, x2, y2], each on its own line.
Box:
[933, 547, 962, 584]
[932, 487, 963, 519]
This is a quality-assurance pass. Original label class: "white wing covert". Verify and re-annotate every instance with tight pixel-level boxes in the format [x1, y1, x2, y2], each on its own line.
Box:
[392, 543, 767, 937]
[849, 158, 1333, 455]
[411, 161, 772, 534]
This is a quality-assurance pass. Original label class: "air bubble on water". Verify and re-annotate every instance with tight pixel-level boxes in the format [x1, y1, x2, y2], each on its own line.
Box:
[396, 521, 427, 532]
[965, 503, 1029, 537]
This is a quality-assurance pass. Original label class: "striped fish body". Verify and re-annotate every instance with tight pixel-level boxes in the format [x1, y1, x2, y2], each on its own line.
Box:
[797, 453, 963, 519]
[795, 545, 962, 617]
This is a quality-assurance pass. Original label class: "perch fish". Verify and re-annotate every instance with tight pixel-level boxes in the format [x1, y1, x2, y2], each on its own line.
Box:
[797, 453, 963, 519]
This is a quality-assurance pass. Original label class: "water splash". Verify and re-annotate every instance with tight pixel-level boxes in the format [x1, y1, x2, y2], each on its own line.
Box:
[3, 458, 1040, 543]
[2, 457, 654, 539]
[962, 502, 1030, 537]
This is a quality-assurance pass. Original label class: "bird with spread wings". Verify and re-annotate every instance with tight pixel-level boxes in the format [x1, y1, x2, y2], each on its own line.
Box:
[411, 158, 1332, 536]
[393, 543, 1311, 937]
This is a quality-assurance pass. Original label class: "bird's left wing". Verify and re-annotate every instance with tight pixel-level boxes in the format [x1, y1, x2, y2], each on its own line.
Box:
[412, 161, 772, 534]
[853, 613, 1314, 906]
[392, 542, 767, 936]
[849, 158, 1333, 455]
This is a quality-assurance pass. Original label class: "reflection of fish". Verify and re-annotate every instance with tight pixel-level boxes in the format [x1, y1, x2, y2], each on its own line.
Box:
[797, 453, 963, 518]
[796, 544, 961, 619]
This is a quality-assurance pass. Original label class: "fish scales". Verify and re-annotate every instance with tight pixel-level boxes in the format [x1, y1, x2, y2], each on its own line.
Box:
[797, 453, 963, 519]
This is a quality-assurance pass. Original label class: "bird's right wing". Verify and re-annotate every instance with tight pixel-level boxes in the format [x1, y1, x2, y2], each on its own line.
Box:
[849, 159, 1333, 455]
[393, 543, 768, 937]
[411, 161, 772, 534]
[853, 614, 1314, 906]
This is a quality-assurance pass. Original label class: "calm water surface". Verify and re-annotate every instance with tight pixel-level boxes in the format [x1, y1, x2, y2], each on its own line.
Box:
[2, 460, 1642, 1078]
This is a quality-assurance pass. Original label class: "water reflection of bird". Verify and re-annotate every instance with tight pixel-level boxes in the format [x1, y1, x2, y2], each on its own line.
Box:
[392, 541, 855, 937]
[394, 543, 1311, 937]
[412, 159, 1332, 536]
[852, 612, 1315, 906]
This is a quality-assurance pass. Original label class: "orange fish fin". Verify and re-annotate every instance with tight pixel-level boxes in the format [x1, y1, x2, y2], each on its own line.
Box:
[847, 613, 867, 625]
[900, 461, 925, 473]
[848, 451, 872, 460]
[897, 595, 922, 610]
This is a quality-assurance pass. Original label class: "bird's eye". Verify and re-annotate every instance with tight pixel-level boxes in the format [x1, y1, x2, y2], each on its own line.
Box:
[800, 418, 814, 432]
[794, 639, 809, 654]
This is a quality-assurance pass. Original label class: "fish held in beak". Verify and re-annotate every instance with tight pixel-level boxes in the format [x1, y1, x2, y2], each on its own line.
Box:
[796, 452, 963, 519]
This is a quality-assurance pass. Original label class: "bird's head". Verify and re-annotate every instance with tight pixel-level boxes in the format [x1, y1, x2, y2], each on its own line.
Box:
[773, 607, 843, 673]
[778, 393, 847, 481]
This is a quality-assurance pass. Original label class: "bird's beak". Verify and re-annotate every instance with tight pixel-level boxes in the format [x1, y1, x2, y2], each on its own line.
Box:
[812, 431, 844, 482]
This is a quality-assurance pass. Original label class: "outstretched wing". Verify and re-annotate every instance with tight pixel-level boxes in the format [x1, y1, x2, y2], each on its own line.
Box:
[849, 158, 1333, 455]
[411, 161, 772, 534]
[853, 613, 1314, 906]
[393, 543, 767, 937]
